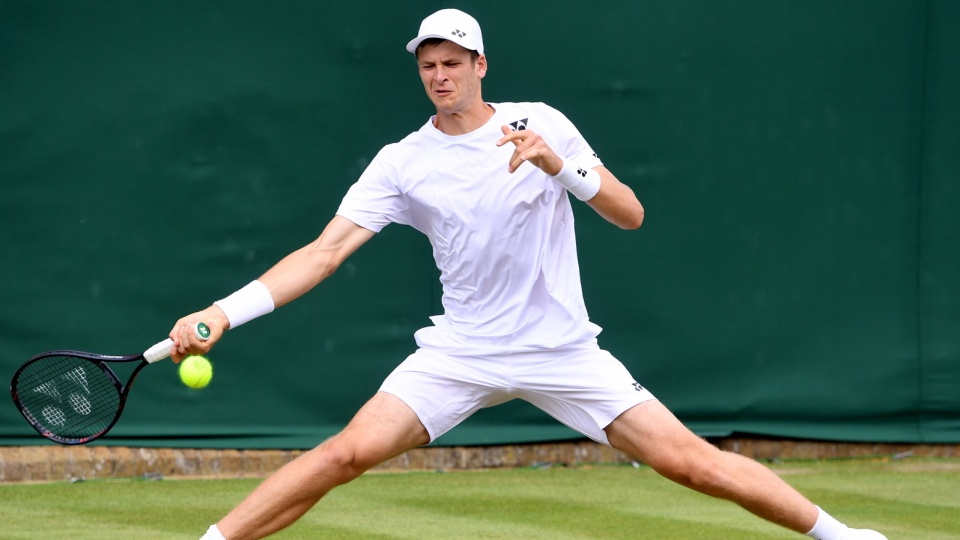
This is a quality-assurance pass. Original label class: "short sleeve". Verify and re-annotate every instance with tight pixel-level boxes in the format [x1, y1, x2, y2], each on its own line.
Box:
[336, 147, 410, 233]
[537, 103, 603, 170]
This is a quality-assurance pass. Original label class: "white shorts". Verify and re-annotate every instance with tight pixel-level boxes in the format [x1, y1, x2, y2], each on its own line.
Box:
[379, 342, 656, 445]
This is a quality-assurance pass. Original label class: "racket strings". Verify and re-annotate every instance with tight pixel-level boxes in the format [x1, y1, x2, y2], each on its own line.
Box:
[14, 356, 121, 441]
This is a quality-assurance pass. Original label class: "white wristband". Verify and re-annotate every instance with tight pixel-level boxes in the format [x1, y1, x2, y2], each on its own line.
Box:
[553, 159, 602, 201]
[214, 280, 275, 329]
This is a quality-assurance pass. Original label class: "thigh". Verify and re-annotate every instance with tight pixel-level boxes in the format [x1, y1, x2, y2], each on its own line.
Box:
[604, 400, 717, 471]
[332, 391, 431, 469]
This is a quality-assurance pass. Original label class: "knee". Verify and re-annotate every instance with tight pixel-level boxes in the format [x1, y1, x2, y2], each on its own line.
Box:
[307, 436, 372, 484]
[650, 447, 733, 493]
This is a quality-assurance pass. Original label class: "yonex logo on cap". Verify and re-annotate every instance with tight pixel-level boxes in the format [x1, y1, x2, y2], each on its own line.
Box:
[407, 9, 485, 55]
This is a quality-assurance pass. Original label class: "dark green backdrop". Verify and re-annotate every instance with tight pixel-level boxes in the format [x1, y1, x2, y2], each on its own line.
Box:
[2, 1, 957, 448]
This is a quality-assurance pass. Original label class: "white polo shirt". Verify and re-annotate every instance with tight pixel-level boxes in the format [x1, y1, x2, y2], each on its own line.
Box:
[336, 102, 604, 353]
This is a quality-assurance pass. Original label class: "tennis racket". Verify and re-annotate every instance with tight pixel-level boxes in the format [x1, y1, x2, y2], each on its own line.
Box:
[9, 321, 211, 445]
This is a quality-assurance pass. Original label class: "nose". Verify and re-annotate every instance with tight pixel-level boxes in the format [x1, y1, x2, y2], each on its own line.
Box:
[433, 65, 447, 82]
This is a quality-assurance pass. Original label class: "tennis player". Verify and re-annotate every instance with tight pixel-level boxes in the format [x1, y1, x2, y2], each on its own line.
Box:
[171, 9, 887, 540]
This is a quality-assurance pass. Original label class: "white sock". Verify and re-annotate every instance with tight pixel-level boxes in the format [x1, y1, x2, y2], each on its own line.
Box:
[200, 524, 227, 540]
[806, 506, 850, 539]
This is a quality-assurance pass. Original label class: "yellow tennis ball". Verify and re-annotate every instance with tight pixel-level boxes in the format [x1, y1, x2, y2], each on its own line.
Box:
[179, 355, 213, 389]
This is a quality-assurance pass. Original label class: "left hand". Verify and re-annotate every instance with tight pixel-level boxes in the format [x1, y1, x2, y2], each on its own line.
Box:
[496, 125, 563, 175]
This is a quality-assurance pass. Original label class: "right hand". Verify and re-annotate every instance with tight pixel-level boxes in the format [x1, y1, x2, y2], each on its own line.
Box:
[168, 306, 229, 363]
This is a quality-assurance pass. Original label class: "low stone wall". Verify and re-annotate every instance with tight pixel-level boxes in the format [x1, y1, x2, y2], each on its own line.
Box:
[1, 439, 957, 483]
[713, 439, 959, 461]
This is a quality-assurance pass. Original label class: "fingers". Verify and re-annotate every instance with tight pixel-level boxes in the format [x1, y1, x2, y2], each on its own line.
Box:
[497, 123, 516, 142]
[506, 149, 525, 174]
[168, 310, 226, 363]
[497, 125, 534, 173]
[172, 324, 206, 363]
[496, 125, 562, 175]
[496, 124, 527, 150]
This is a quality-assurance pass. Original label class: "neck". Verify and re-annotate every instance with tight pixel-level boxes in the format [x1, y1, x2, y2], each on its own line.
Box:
[434, 100, 495, 135]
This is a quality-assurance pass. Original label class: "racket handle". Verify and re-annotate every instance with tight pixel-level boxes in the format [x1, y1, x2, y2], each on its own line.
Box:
[143, 322, 210, 364]
[194, 321, 211, 341]
[144, 339, 174, 364]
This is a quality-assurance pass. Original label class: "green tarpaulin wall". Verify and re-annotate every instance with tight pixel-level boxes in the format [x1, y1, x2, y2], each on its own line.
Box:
[2, 1, 957, 448]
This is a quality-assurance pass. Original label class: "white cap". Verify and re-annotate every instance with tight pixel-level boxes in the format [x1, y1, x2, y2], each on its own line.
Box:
[406, 9, 484, 55]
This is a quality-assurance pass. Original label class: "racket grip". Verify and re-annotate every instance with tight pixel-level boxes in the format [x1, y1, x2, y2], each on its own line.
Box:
[194, 321, 211, 341]
[144, 339, 174, 364]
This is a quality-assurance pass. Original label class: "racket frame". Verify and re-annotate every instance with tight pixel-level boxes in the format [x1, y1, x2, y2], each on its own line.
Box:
[11, 350, 151, 445]
[10, 324, 207, 445]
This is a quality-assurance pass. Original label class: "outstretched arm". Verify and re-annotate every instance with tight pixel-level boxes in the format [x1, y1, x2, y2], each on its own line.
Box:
[496, 125, 643, 230]
[169, 215, 375, 361]
[256, 216, 376, 309]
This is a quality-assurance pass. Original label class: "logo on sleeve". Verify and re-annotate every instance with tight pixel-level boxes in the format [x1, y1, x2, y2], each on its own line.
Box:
[508, 118, 528, 131]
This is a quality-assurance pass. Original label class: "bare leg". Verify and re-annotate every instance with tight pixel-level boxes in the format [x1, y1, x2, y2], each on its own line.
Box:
[217, 392, 430, 540]
[605, 400, 818, 534]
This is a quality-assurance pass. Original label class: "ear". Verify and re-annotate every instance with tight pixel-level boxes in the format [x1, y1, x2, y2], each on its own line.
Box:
[476, 54, 488, 78]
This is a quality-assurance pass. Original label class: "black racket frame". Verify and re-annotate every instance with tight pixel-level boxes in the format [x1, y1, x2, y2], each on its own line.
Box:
[10, 350, 150, 445]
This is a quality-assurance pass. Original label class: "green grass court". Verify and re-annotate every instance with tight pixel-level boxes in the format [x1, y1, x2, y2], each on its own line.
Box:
[1, 458, 958, 539]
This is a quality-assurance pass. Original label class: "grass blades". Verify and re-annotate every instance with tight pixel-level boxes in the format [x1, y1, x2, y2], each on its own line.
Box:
[0, 458, 957, 539]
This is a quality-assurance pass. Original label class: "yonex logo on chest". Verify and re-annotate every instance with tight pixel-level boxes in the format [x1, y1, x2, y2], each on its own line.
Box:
[509, 118, 529, 131]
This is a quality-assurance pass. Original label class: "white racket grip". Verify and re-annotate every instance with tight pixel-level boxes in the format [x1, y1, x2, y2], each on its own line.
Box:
[144, 339, 174, 364]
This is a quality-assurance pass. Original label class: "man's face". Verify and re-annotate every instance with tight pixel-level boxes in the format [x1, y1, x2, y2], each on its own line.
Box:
[417, 40, 486, 115]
